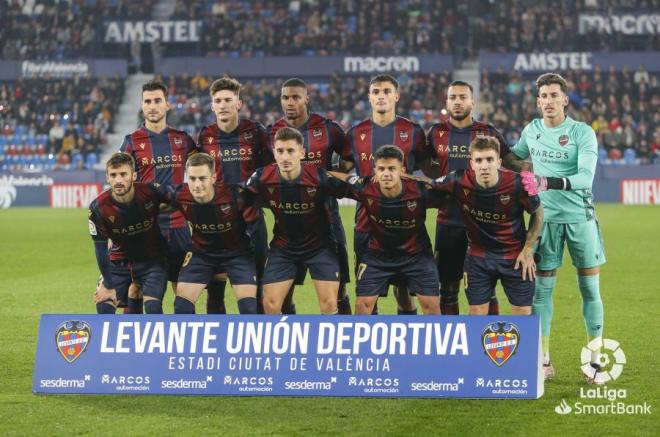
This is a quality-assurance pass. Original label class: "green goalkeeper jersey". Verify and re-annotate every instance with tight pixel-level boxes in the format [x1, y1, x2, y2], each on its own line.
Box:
[512, 116, 598, 223]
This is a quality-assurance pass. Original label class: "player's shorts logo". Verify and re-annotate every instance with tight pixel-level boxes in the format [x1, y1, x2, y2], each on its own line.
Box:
[581, 338, 626, 384]
[558, 135, 569, 146]
[482, 322, 519, 367]
[55, 321, 91, 363]
[312, 128, 323, 140]
[398, 130, 409, 142]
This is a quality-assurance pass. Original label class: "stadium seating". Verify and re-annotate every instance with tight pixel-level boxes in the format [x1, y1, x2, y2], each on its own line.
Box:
[0, 77, 124, 170]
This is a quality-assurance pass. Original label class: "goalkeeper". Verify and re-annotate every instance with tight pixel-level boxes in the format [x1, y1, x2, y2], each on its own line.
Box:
[514, 73, 605, 382]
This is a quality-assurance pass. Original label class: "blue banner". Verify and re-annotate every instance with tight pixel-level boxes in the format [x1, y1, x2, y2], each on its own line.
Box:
[478, 51, 660, 73]
[34, 315, 543, 398]
[155, 55, 453, 78]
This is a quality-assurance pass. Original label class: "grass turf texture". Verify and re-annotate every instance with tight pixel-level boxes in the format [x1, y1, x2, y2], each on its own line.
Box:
[0, 205, 657, 436]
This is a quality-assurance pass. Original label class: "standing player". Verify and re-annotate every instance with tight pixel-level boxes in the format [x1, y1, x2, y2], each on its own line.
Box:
[342, 74, 432, 314]
[268, 78, 352, 315]
[242, 127, 347, 315]
[164, 153, 259, 314]
[89, 153, 169, 314]
[427, 80, 530, 315]
[423, 136, 543, 315]
[329, 146, 443, 315]
[119, 80, 196, 313]
[512, 73, 606, 381]
[197, 76, 270, 314]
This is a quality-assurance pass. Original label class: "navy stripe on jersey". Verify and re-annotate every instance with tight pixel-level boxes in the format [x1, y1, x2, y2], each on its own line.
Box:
[197, 118, 269, 185]
[88, 183, 167, 261]
[427, 120, 511, 227]
[433, 168, 540, 259]
[342, 178, 444, 255]
[167, 184, 254, 254]
[243, 164, 339, 254]
[120, 126, 196, 229]
[345, 115, 429, 232]
[268, 113, 347, 170]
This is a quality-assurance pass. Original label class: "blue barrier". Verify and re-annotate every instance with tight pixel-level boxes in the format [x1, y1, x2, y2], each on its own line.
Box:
[34, 315, 543, 398]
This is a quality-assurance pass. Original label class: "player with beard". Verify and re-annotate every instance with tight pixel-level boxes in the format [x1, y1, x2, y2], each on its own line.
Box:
[426, 80, 530, 315]
[89, 153, 170, 314]
[118, 80, 196, 313]
[341, 74, 433, 314]
[268, 78, 353, 315]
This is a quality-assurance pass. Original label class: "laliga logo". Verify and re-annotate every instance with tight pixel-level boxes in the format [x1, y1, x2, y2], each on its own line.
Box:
[581, 338, 626, 385]
[0, 185, 17, 208]
[55, 320, 91, 363]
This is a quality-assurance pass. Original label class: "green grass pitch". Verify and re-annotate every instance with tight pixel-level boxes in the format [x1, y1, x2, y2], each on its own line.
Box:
[0, 204, 657, 436]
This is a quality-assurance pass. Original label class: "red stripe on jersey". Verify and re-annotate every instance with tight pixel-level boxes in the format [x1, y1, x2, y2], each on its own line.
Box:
[131, 129, 156, 182]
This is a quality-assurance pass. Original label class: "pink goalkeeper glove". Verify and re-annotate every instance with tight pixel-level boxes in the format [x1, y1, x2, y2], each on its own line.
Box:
[520, 171, 547, 196]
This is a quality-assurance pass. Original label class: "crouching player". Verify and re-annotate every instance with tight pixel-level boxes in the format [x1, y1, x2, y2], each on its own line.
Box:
[242, 127, 348, 315]
[89, 153, 169, 314]
[164, 153, 259, 314]
[329, 145, 443, 315]
[423, 136, 543, 314]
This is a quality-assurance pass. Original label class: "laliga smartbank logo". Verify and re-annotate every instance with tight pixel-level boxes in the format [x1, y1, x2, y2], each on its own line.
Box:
[581, 338, 626, 384]
[554, 339, 652, 415]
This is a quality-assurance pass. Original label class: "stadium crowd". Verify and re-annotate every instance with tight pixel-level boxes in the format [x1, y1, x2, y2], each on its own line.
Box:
[0, 76, 125, 170]
[0, 0, 658, 169]
[1, 0, 657, 59]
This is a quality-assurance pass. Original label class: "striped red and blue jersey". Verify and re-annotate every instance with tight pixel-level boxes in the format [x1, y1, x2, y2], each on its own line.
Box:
[342, 177, 445, 255]
[165, 184, 258, 254]
[268, 113, 348, 170]
[242, 164, 346, 254]
[88, 183, 168, 262]
[431, 168, 540, 259]
[120, 126, 196, 230]
[197, 118, 270, 185]
[427, 120, 510, 227]
[344, 115, 430, 232]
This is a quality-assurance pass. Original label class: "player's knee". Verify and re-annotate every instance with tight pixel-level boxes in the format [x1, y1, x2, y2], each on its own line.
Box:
[419, 298, 440, 315]
[96, 300, 116, 314]
[237, 297, 258, 314]
[173, 296, 195, 314]
[263, 296, 281, 314]
[128, 283, 142, 299]
[144, 299, 163, 314]
[440, 281, 460, 294]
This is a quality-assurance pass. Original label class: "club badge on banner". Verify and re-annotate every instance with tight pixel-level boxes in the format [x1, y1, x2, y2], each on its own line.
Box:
[34, 315, 544, 398]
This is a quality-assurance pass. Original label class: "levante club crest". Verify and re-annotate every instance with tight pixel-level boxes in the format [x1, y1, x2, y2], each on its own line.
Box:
[55, 320, 91, 363]
[482, 322, 519, 367]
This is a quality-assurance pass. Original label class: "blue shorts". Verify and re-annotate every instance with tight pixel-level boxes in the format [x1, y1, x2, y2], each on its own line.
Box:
[356, 250, 439, 297]
[434, 224, 468, 284]
[294, 206, 350, 286]
[110, 259, 168, 303]
[178, 250, 256, 286]
[354, 230, 408, 294]
[463, 255, 534, 307]
[161, 227, 192, 282]
[264, 245, 340, 284]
